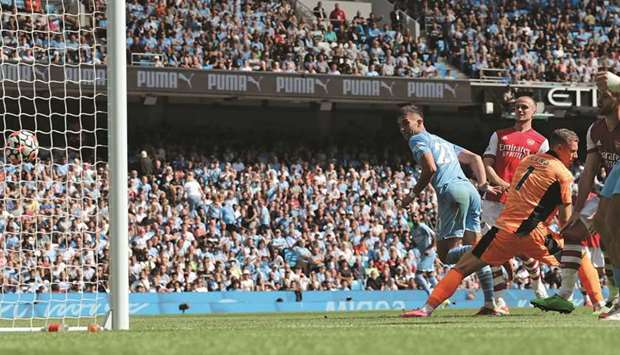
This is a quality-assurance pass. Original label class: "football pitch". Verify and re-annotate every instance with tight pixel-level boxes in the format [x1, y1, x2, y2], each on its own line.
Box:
[1, 308, 619, 355]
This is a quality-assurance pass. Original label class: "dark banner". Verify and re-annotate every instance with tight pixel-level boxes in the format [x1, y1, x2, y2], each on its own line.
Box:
[0, 63, 472, 105]
[475, 82, 598, 110]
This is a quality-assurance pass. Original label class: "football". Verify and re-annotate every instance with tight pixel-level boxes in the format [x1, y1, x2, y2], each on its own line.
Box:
[5, 130, 39, 164]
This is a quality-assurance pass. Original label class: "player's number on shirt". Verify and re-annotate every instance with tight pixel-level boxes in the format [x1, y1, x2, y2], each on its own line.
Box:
[515, 166, 535, 191]
[434, 142, 454, 165]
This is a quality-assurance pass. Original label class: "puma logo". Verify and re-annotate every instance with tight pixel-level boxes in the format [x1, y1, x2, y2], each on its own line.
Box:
[34, 67, 48, 81]
[315, 78, 330, 94]
[178, 73, 195, 88]
[247, 76, 263, 91]
[444, 83, 457, 97]
[380, 81, 395, 96]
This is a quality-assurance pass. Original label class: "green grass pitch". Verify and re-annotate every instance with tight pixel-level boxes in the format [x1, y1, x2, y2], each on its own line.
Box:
[1, 308, 619, 355]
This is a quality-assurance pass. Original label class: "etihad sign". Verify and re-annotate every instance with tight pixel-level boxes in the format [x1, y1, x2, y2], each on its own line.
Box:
[547, 87, 597, 108]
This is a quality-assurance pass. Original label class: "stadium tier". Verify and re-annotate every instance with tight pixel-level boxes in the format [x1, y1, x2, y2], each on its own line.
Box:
[404, 0, 620, 82]
[3, 1, 619, 82]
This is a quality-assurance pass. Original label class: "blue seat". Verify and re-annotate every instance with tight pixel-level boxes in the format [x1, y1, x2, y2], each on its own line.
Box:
[351, 280, 363, 291]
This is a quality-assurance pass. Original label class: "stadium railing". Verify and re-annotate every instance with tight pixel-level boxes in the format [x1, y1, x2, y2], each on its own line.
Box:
[131, 53, 164, 67]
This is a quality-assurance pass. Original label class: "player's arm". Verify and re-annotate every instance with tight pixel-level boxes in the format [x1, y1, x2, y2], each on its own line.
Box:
[558, 171, 575, 229]
[482, 132, 510, 189]
[483, 156, 510, 189]
[557, 202, 573, 228]
[425, 232, 436, 254]
[411, 152, 436, 195]
[457, 148, 491, 191]
[573, 124, 602, 214]
[574, 151, 601, 213]
[404, 134, 436, 202]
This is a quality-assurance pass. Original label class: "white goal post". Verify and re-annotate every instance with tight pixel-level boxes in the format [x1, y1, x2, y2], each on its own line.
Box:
[108, 0, 129, 331]
[0, 0, 128, 332]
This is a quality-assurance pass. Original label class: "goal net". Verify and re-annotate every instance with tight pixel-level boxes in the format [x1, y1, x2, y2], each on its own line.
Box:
[0, 0, 113, 332]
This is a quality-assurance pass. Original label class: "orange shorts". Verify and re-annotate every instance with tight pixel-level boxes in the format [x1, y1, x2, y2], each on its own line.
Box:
[472, 227, 560, 267]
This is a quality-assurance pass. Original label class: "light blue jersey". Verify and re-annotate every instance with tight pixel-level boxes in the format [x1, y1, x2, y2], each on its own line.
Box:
[412, 223, 435, 251]
[412, 223, 437, 272]
[408, 131, 468, 191]
[408, 131, 481, 239]
[601, 160, 620, 198]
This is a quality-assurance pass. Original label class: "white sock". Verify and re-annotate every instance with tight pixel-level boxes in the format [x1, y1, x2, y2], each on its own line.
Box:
[558, 244, 584, 300]
[531, 277, 548, 298]
[558, 269, 578, 300]
[496, 296, 507, 308]
[494, 289, 506, 304]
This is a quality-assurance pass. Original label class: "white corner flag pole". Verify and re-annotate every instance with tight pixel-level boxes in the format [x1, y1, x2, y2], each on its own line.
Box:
[108, 0, 129, 330]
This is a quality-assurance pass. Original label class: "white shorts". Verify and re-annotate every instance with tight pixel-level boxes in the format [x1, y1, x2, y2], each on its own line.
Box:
[579, 195, 599, 234]
[481, 200, 504, 233]
[585, 247, 605, 268]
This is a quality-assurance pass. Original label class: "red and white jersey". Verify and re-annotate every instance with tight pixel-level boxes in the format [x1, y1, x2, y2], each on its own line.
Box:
[483, 128, 549, 203]
[582, 232, 602, 248]
[586, 118, 620, 174]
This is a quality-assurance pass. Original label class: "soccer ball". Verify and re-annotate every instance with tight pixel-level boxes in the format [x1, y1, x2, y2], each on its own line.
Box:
[5, 130, 39, 164]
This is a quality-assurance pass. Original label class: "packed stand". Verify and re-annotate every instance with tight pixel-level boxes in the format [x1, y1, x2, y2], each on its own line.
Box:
[0, 0, 446, 78]
[2, 139, 597, 294]
[0, 141, 445, 294]
[414, 0, 620, 82]
[124, 143, 444, 292]
[0, 0, 106, 65]
[126, 0, 444, 77]
[0, 159, 108, 294]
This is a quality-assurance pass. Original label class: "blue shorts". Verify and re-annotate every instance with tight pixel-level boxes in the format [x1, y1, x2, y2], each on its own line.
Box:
[436, 181, 481, 240]
[601, 162, 620, 198]
[414, 249, 437, 272]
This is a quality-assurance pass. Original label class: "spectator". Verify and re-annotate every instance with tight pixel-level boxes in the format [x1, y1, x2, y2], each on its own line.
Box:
[545, 267, 562, 289]
[183, 172, 203, 211]
[366, 269, 382, 290]
[313, 1, 327, 22]
[328, 62, 341, 75]
[329, 3, 347, 32]
[139, 150, 154, 176]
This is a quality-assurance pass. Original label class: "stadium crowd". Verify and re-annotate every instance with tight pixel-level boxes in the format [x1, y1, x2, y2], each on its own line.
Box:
[413, 0, 620, 82]
[0, 142, 448, 293]
[124, 0, 443, 77]
[3, 0, 620, 82]
[0, 0, 445, 78]
[2, 136, 589, 295]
